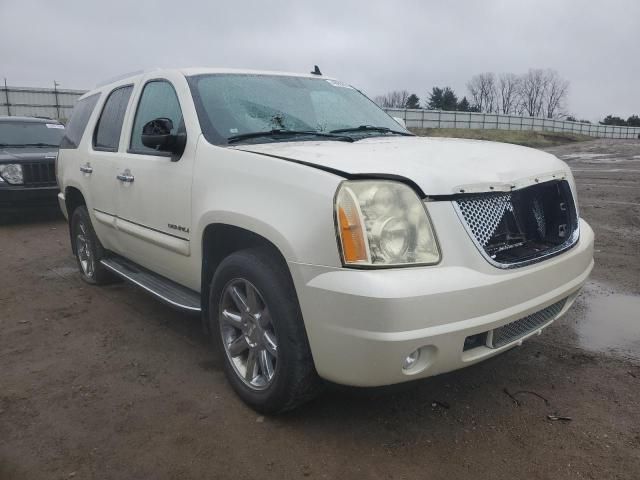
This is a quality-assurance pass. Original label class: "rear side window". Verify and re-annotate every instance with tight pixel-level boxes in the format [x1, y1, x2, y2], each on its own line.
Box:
[59, 93, 100, 149]
[93, 85, 133, 152]
[130, 80, 183, 154]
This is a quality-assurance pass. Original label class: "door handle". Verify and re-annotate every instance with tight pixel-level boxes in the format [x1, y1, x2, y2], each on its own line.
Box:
[116, 169, 134, 183]
[80, 163, 93, 174]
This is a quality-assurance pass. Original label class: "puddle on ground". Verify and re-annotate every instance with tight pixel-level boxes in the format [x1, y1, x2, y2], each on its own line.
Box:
[561, 153, 615, 160]
[574, 283, 640, 361]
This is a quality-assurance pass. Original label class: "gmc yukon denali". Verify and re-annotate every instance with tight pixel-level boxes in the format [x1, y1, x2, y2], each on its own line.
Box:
[56, 68, 594, 412]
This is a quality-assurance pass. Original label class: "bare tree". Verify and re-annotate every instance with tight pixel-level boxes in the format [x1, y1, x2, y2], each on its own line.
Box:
[498, 73, 520, 114]
[542, 69, 569, 118]
[519, 69, 549, 117]
[517, 69, 570, 118]
[373, 95, 386, 107]
[373, 90, 411, 108]
[467, 73, 497, 113]
[467, 68, 570, 118]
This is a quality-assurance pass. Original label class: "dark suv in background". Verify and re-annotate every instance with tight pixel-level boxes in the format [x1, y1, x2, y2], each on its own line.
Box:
[0, 116, 65, 217]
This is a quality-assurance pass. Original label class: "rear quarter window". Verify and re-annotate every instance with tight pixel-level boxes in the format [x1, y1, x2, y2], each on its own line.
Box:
[59, 93, 100, 149]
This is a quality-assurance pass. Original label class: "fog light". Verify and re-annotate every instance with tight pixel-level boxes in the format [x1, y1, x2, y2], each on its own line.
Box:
[403, 349, 420, 370]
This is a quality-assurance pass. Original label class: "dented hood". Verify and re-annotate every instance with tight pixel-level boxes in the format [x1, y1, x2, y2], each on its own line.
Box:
[235, 136, 571, 196]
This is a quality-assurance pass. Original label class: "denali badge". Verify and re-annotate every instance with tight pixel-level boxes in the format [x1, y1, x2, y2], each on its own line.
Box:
[168, 223, 190, 234]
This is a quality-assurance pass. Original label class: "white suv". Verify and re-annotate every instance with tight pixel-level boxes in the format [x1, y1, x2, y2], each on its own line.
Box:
[57, 68, 594, 412]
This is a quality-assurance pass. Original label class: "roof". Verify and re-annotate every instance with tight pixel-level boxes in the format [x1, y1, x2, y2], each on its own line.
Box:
[178, 67, 334, 80]
[87, 67, 333, 98]
[0, 116, 61, 123]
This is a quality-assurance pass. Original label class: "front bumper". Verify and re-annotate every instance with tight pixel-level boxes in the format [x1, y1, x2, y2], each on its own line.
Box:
[291, 217, 594, 387]
[0, 185, 60, 213]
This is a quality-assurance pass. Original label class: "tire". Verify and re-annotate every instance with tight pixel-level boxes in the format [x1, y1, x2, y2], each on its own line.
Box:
[209, 248, 322, 413]
[70, 206, 115, 285]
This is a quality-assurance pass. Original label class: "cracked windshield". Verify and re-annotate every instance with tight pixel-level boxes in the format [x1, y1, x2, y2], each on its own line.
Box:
[189, 74, 405, 144]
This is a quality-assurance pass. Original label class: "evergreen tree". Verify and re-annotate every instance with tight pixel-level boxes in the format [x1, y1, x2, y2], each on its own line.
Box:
[600, 115, 627, 126]
[427, 87, 444, 110]
[441, 88, 458, 111]
[627, 115, 640, 127]
[457, 97, 471, 112]
[405, 94, 420, 109]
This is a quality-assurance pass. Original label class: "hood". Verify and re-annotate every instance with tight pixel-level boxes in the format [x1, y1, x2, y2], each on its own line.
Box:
[234, 136, 570, 196]
[0, 146, 59, 163]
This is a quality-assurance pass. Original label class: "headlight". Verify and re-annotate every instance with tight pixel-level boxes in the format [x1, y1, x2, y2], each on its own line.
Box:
[335, 180, 440, 266]
[0, 164, 24, 185]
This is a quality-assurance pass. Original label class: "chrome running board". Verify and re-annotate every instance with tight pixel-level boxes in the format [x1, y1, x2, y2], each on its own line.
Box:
[101, 255, 201, 313]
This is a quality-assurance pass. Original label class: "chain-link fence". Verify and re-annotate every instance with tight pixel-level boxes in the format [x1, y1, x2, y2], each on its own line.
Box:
[1, 85, 85, 122]
[384, 108, 640, 139]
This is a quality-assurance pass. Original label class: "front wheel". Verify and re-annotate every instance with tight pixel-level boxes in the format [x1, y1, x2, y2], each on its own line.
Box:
[209, 248, 321, 413]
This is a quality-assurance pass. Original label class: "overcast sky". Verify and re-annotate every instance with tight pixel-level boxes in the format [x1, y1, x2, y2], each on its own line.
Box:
[1, 0, 638, 121]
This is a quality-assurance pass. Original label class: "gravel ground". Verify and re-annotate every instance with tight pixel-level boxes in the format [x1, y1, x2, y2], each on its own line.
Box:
[1, 138, 639, 480]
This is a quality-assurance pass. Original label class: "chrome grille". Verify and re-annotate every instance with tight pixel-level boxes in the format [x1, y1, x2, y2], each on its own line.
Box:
[455, 192, 514, 247]
[453, 180, 579, 268]
[489, 298, 566, 348]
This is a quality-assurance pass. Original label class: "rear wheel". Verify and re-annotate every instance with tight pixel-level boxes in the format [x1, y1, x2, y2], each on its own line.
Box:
[70, 206, 115, 285]
[209, 248, 321, 413]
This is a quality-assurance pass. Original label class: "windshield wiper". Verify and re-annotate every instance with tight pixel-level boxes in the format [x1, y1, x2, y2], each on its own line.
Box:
[227, 129, 354, 144]
[330, 125, 414, 137]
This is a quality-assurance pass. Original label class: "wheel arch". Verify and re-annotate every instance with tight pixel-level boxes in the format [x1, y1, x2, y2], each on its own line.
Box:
[200, 223, 298, 333]
[65, 186, 87, 254]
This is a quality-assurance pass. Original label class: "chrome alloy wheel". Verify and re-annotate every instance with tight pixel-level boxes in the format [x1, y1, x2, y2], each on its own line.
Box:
[219, 279, 278, 390]
[75, 222, 94, 278]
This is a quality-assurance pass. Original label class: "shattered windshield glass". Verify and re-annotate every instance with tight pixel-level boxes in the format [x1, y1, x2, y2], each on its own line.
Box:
[188, 74, 406, 145]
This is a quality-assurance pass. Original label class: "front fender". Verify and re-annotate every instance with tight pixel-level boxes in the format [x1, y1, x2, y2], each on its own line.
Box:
[192, 141, 345, 267]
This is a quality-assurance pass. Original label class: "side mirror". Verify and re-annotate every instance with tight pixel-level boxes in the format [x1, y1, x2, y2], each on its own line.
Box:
[141, 117, 186, 158]
[393, 117, 407, 128]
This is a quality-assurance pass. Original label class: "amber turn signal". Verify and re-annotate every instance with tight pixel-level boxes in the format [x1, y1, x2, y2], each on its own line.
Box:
[338, 207, 367, 263]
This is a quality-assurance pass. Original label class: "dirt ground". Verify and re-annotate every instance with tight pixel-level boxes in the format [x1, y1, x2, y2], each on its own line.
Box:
[1, 138, 639, 480]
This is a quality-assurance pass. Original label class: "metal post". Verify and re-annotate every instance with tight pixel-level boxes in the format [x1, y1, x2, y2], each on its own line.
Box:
[3, 78, 10, 116]
[53, 80, 61, 119]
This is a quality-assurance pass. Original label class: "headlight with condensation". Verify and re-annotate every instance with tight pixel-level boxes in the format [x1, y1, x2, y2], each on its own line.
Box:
[335, 180, 440, 267]
[0, 164, 24, 184]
